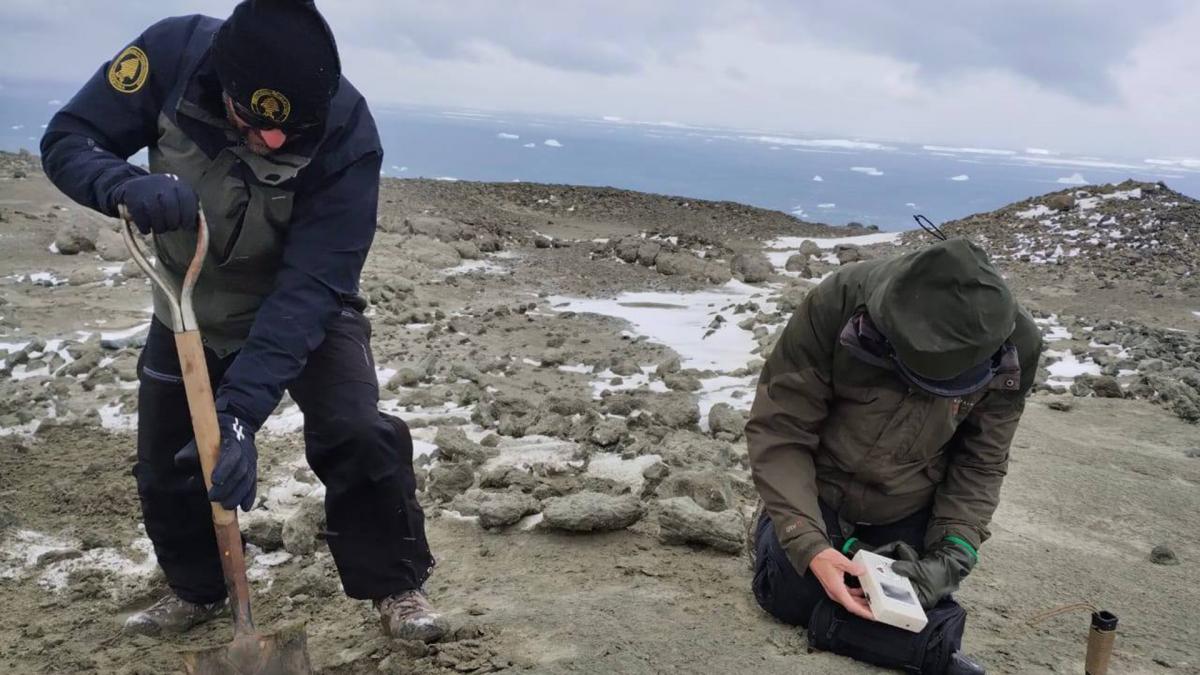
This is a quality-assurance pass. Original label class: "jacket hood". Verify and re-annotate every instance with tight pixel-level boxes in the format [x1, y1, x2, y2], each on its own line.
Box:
[865, 238, 1016, 381]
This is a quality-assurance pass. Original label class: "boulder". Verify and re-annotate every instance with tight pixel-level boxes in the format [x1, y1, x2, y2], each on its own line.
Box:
[427, 462, 476, 502]
[636, 241, 662, 267]
[784, 254, 809, 273]
[96, 228, 131, 262]
[662, 371, 702, 392]
[1045, 194, 1076, 212]
[405, 215, 465, 241]
[119, 259, 145, 278]
[68, 268, 106, 286]
[589, 418, 628, 447]
[243, 515, 285, 552]
[1089, 375, 1124, 398]
[707, 403, 745, 440]
[281, 497, 326, 556]
[798, 240, 822, 258]
[641, 392, 700, 429]
[655, 251, 705, 278]
[53, 222, 96, 255]
[477, 491, 541, 529]
[834, 244, 862, 265]
[730, 252, 774, 283]
[540, 492, 644, 532]
[451, 240, 482, 260]
[615, 237, 641, 263]
[434, 426, 491, 465]
[657, 470, 734, 511]
[399, 235, 461, 269]
[656, 497, 744, 553]
[1150, 543, 1179, 566]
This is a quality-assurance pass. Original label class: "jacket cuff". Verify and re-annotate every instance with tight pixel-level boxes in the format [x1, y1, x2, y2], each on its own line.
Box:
[782, 529, 832, 574]
[923, 524, 981, 561]
[214, 394, 263, 432]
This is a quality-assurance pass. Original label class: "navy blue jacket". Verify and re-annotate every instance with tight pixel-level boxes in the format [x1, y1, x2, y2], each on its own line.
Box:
[41, 15, 383, 430]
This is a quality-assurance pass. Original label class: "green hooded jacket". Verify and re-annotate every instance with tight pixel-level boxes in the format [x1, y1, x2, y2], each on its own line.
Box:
[746, 239, 1042, 573]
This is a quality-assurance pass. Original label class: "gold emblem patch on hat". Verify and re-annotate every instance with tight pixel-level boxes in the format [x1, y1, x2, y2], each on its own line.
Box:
[107, 46, 149, 94]
[250, 88, 291, 124]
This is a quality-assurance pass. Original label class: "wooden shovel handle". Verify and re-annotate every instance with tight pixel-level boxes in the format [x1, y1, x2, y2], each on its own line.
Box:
[175, 330, 254, 637]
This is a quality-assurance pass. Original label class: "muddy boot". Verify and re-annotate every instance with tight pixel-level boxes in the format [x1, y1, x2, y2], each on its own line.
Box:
[122, 594, 226, 636]
[376, 590, 448, 643]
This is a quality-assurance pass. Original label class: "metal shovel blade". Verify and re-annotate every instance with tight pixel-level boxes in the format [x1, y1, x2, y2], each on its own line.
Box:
[181, 623, 312, 675]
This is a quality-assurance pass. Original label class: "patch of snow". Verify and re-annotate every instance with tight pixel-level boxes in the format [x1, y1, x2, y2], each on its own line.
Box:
[549, 281, 770, 372]
[1015, 205, 1054, 219]
[585, 452, 663, 491]
[0, 530, 158, 592]
[1044, 349, 1101, 386]
[557, 363, 593, 374]
[97, 402, 137, 430]
[100, 322, 150, 343]
[443, 259, 507, 276]
[482, 436, 581, 473]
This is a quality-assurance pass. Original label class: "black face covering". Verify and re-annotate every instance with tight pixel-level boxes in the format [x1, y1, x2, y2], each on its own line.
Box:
[212, 0, 341, 132]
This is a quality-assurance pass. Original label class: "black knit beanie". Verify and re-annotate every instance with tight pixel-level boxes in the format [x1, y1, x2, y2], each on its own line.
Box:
[212, 0, 341, 130]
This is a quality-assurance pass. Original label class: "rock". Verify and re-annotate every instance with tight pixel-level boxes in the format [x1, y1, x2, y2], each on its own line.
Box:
[540, 492, 644, 532]
[610, 359, 641, 377]
[589, 418, 628, 447]
[387, 367, 424, 389]
[243, 516, 285, 552]
[730, 252, 774, 283]
[662, 371, 702, 392]
[784, 254, 810, 273]
[636, 241, 662, 267]
[1089, 375, 1124, 398]
[615, 237, 641, 263]
[95, 228, 131, 262]
[834, 244, 862, 265]
[656, 497, 745, 553]
[655, 252, 708, 279]
[67, 268, 106, 286]
[658, 430, 734, 468]
[287, 559, 341, 598]
[540, 348, 567, 367]
[777, 284, 812, 312]
[1184, 448, 1200, 459]
[656, 355, 681, 376]
[477, 491, 540, 529]
[119, 259, 145, 278]
[53, 222, 96, 255]
[1045, 193, 1076, 212]
[451, 240, 482, 260]
[798, 240, 822, 258]
[399, 235, 461, 268]
[1150, 544, 1179, 566]
[639, 392, 700, 429]
[434, 427, 491, 465]
[281, 498, 326, 556]
[448, 488, 485, 516]
[405, 215, 465, 241]
[658, 470, 734, 511]
[1046, 398, 1073, 412]
[707, 403, 745, 439]
[479, 466, 538, 492]
[1138, 358, 1166, 373]
[427, 462, 476, 501]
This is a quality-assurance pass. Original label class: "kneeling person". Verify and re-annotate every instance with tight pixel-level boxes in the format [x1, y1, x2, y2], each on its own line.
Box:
[746, 239, 1041, 674]
[41, 0, 444, 642]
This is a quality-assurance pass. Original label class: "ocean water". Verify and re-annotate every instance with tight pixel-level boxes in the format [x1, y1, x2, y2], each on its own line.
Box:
[4, 87, 1198, 231]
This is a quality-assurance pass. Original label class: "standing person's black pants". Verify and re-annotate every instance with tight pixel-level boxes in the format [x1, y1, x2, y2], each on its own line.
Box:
[133, 308, 433, 605]
[752, 503, 967, 673]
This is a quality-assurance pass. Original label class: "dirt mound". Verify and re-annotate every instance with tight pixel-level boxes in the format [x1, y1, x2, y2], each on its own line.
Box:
[921, 180, 1199, 294]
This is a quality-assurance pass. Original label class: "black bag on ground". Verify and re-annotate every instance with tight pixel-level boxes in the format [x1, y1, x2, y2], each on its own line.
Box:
[807, 598, 967, 674]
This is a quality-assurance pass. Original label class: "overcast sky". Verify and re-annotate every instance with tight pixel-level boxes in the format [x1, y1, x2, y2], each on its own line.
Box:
[4, 1, 1198, 158]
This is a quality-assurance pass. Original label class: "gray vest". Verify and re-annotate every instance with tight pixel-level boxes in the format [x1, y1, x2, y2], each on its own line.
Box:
[148, 97, 312, 356]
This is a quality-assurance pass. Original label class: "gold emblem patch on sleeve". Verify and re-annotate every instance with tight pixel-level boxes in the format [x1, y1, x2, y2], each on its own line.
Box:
[250, 89, 291, 124]
[107, 46, 149, 94]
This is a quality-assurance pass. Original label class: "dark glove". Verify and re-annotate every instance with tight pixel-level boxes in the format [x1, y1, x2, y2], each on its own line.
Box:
[113, 173, 199, 235]
[891, 539, 977, 609]
[174, 413, 258, 511]
[839, 538, 921, 563]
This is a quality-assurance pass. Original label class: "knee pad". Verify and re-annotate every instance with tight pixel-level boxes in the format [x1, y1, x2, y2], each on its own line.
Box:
[807, 598, 967, 674]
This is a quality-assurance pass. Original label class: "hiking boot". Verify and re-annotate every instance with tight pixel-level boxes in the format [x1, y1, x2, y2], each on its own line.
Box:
[376, 590, 448, 643]
[122, 594, 226, 636]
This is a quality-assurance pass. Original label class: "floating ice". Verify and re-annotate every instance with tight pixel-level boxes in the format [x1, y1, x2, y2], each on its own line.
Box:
[1056, 173, 1088, 185]
[812, 175, 824, 182]
[850, 166, 884, 177]
[544, 139, 563, 148]
[923, 145, 1015, 156]
[497, 132, 520, 140]
[949, 175, 970, 182]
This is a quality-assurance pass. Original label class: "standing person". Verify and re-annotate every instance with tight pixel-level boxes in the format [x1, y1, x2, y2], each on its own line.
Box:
[40, 0, 446, 643]
[746, 239, 1042, 674]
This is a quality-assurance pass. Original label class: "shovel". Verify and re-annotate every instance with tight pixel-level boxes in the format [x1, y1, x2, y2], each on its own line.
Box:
[120, 206, 312, 675]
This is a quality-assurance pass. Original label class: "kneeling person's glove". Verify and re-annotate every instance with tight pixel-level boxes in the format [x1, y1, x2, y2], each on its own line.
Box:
[113, 173, 199, 235]
[890, 539, 977, 609]
[174, 413, 259, 511]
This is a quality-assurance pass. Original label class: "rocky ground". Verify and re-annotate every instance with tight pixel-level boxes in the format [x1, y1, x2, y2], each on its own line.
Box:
[0, 149, 1197, 674]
